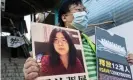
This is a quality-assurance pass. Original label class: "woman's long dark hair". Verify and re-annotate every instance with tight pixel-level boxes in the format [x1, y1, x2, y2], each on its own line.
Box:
[49, 28, 77, 67]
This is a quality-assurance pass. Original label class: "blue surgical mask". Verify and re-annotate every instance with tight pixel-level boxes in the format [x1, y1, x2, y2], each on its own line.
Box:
[71, 11, 89, 31]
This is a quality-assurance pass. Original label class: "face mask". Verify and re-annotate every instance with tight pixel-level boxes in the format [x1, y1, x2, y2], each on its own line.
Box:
[71, 11, 89, 31]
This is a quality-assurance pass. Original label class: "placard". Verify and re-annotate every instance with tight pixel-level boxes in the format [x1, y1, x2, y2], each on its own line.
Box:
[96, 27, 132, 80]
[31, 23, 89, 80]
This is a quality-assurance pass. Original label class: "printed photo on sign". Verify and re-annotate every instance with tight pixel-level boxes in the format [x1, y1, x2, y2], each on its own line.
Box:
[31, 23, 88, 80]
[95, 27, 132, 80]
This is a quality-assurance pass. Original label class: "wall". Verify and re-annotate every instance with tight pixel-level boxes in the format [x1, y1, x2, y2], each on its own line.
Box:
[82, 0, 133, 36]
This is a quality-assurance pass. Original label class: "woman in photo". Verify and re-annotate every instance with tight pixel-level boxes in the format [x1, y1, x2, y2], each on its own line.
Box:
[40, 28, 84, 76]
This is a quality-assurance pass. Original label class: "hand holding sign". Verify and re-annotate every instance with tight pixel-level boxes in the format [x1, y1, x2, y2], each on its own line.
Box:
[127, 54, 133, 65]
[23, 57, 40, 80]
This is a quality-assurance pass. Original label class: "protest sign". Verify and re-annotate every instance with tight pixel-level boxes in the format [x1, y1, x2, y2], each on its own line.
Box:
[96, 27, 132, 80]
[31, 23, 89, 80]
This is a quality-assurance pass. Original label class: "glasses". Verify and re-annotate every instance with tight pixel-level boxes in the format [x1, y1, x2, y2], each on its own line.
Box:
[54, 38, 68, 44]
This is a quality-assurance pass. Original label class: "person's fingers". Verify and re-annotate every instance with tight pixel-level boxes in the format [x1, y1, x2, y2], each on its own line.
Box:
[128, 54, 133, 57]
[25, 72, 39, 80]
[127, 59, 133, 63]
[127, 59, 133, 65]
[127, 58, 133, 61]
[128, 62, 133, 65]
[25, 66, 39, 74]
[38, 63, 42, 67]
[24, 60, 38, 69]
[127, 57, 133, 61]
[127, 57, 130, 60]
[25, 57, 36, 63]
[127, 54, 133, 60]
[29, 51, 33, 57]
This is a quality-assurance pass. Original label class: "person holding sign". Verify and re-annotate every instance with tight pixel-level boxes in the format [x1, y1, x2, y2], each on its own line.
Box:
[23, 0, 97, 80]
[23, 0, 133, 80]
